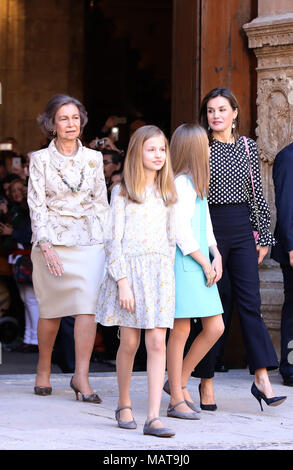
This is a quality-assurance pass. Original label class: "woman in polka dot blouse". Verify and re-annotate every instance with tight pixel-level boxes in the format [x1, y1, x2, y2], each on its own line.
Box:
[190, 87, 286, 412]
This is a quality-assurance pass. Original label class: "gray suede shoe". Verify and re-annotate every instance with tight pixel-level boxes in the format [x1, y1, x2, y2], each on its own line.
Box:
[115, 406, 137, 429]
[163, 380, 201, 413]
[143, 417, 175, 437]
[167, 400, 200, 420]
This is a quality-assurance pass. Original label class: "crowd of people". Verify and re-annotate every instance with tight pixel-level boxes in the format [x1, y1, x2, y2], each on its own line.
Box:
[0, 87, 292, 438]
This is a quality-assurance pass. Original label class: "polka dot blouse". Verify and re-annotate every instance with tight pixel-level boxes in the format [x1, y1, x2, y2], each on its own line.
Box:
[208, 136, 275, 246]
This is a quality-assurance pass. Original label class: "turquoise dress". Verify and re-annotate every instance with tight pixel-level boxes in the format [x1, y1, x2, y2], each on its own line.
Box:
[174, 177, 223, 318]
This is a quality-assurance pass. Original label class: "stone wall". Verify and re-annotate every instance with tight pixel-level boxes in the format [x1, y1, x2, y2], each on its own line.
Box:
[0, 0, 84, 154]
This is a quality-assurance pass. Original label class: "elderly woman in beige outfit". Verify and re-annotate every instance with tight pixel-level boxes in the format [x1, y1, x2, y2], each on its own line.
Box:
[28, 94, 109, 401]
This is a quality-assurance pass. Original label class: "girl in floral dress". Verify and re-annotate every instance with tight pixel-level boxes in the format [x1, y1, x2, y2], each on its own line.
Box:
[96, 125, 177, 437]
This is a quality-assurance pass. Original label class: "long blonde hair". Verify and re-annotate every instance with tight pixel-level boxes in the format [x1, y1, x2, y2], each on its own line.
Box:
[120, 125, 177, 205]
[170, 123, 210, 199]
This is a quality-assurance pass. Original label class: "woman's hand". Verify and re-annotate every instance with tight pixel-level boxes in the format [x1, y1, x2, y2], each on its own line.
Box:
[117, 278, 135, 313]
[39, 242, 64, 277]
[256, 245, 269, 264]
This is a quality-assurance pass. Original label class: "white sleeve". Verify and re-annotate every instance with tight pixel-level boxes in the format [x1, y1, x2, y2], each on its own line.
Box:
[206, 203, 217, 247]
[174, 176, 200, 255]
[105, 184, 127, 281]
[27, 152, 50, 244]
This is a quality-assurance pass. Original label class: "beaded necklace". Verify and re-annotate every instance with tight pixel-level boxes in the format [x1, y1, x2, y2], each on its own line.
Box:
[57, 166, 85, 194]
[54, 140, 85, 194]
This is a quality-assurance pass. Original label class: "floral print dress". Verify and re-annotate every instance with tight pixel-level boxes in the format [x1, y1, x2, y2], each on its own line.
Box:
[95, 184, 175, 329]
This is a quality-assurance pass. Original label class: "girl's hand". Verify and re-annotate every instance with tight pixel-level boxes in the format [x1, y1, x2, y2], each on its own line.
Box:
[190, 249, 217, 287]
[118, 278, 135, 313]
[256, 245, 268, 264]
[202, 262, 217, 287]
[39, 242, 64, 277]
[211, 253, 222, 283]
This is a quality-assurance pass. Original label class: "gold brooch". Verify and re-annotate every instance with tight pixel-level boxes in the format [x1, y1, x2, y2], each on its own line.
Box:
[88, 160, 97, 168]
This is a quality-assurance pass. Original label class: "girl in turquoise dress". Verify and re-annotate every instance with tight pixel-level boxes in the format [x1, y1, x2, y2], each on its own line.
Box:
[165, 124, 224, 419]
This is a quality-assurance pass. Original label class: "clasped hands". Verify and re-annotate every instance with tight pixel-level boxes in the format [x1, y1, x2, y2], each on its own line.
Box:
[203, 257, 222, 287]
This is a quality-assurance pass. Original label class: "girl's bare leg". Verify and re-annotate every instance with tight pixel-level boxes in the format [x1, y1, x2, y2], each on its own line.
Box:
[145, 327, 167, 428]
[182, 315, 224, 405]
[166, 318, 194, 412]
[116, 326, 141, 422]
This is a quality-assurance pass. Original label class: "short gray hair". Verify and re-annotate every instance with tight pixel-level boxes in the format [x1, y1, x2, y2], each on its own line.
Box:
[37, 94, 88, 139]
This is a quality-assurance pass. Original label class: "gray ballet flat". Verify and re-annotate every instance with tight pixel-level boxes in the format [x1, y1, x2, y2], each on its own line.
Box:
[115, 406, 137, 429]
[143, 417, 175, 437]
[167, 400, 200, 420]
[163, 379, 201, 413]
[185, 399, 201, 413]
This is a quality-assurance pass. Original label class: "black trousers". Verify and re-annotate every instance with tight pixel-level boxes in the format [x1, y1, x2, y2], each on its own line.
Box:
[280, 264, 293, 378]
[192, 204, 279, 378]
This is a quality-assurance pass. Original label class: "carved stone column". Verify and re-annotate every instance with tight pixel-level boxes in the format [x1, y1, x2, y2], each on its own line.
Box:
[243, 9, 293, 355]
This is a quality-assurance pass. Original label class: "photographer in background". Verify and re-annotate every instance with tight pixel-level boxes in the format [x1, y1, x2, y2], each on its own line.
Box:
[0, 137, 28, 187]
[0, 179, 39, 352]
[102, 149, 124, 201]
[87, 114, 132, 155]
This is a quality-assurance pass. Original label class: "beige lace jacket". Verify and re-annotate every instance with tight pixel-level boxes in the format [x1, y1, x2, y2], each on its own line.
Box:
[27, 139, 109, 246]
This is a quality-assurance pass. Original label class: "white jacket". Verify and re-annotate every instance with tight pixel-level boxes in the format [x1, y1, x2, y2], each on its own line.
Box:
[27, 139, 109, 246]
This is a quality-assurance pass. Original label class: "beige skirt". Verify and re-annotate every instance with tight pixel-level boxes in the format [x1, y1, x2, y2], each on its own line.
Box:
[31, 244, 105, 319]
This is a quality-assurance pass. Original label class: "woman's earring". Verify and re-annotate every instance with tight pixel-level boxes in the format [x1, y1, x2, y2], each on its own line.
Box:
[232, 119, 236, 129]
[208, 125, 211, 131]
[53, 129, 56, 136]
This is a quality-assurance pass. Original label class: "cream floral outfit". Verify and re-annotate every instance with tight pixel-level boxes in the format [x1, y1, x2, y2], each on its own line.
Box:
[28, 139, 109, 246]
[27, 139, 109, 318]
[95, 184, 176, 329]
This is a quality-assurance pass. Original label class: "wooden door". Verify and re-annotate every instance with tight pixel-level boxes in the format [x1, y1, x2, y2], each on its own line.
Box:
[171, 0, 258, 367]
[171, 0, 257, 137]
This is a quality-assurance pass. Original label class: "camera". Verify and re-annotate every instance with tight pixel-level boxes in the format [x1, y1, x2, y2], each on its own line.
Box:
[12, 156, 21, 169]
[95, 138, 106, 149]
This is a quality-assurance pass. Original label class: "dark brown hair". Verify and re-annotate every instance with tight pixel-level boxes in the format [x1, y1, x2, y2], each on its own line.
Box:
[199, 87, 240, 144]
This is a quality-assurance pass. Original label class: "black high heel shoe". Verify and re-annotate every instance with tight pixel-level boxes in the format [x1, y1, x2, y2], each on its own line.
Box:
[70, 377, 102, 404]
[251, 382, 287, 411]
[198, 383, 217, 411]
